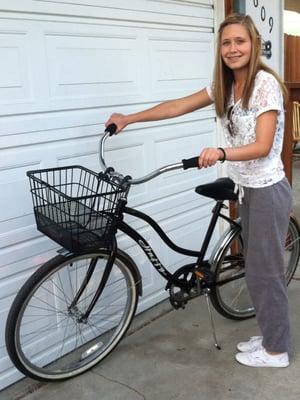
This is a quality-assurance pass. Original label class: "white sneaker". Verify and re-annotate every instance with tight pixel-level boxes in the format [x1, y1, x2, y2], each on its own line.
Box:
[235, 348, 289, 368]
[237, 336, 263, 352]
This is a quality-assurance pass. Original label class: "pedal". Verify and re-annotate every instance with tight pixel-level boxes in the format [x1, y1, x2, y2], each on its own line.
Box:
[169, 291, 188, 309]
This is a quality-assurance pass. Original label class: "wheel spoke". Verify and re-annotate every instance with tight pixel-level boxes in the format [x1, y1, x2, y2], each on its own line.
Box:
[211, 233, 254, 320]
[212, 218, 300, 320]
[8, 252, 137, 380]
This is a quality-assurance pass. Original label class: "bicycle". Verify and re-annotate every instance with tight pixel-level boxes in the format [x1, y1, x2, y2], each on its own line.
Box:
[5, 124, 300, 382]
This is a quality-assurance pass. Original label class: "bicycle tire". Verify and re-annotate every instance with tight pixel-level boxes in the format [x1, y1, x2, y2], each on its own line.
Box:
[210, 216, 300, 320]
[6, 249, 140, 381]
[284, 215, 300, 283]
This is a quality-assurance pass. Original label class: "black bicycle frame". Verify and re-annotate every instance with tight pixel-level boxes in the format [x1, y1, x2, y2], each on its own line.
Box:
[72, 237, 118, 321]
[75, 199, 241, 319]
[116, 200, 236, 287]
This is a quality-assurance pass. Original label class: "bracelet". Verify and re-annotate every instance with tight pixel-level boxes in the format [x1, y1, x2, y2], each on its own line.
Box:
[217, 147, 226, 163]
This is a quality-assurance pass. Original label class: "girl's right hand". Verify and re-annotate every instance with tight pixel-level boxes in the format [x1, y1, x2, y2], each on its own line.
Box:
[105, 113, 129, 134]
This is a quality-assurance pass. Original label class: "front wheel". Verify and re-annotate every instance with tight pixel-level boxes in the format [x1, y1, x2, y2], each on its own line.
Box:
[6, 249, 139, 381]
[210, 216, 300, 320]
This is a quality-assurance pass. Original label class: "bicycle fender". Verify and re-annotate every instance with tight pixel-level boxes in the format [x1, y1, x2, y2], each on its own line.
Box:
[209, 220, 242, 273]
[290, 213, 300, 235]
[116, 248, 143, 297]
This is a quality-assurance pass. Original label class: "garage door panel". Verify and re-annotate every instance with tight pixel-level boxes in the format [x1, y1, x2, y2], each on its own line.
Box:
[0, 101, 215, 151]
[0, 268, 34, 301]
[0, 179, 31, 222]
[149, 34, 213, 94]
[0, 297, 29, 385]
[0, 161, 40, 232]
[0, 297, 17, 354]
[3, 0, 213, 28]
[154, 124, 216, 166]
[0, 31, 33, 104]
[0, 157, 44, 250]
[46, 33, 139, 99]
[34, 0, 214, 17]
[1, 19, 214, 114]
[0, 113, 103, 149]
[150, 120, 216, 195]
[0, 216, 35, 248]
[0, 248, 55, 288]
[0, 223, 38, 251]
[0, 365, 22, 395]
[0, 235, 56, 271]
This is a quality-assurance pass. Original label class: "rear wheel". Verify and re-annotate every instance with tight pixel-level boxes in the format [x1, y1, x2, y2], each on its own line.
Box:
[284, 215, 300, 283]
[6, 249, 139, 381]
[210, 216, 300, 320]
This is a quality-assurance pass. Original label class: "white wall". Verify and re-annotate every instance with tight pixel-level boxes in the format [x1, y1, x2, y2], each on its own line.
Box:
[284, 10, 300, 35]
[245, 0, 284, 75]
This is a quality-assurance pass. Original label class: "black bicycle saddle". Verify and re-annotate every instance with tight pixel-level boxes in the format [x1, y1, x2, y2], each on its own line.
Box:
[195, 177, 238, 201]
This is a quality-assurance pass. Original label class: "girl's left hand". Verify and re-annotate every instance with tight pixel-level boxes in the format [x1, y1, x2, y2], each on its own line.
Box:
[198, 148, 222, 168]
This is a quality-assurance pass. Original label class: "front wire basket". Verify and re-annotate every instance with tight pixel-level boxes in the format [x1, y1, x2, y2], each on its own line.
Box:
[27, 165, 127, 252]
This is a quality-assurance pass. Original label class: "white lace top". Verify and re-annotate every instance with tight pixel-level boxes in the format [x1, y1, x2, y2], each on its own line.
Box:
[206, 70, 285, 188]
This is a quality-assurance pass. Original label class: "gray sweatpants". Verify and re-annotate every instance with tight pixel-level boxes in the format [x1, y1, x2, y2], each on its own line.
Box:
[239, 177, 293, 353]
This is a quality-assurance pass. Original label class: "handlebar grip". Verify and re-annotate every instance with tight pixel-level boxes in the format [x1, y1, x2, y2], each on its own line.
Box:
[105, 123, 118, 136]
[182, 156, 199, 170]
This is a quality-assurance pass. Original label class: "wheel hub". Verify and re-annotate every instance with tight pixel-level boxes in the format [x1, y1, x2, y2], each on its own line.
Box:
[68, 305, 86, 323]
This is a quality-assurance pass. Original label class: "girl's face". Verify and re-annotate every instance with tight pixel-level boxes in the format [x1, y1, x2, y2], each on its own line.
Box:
[221, 24, 252, 72]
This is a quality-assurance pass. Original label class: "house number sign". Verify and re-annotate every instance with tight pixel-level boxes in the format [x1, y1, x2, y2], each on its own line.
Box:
[253, 0, 273, 59]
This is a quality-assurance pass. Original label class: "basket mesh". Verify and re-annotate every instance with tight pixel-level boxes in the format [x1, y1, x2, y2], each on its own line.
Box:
[27, 166, 125, 252]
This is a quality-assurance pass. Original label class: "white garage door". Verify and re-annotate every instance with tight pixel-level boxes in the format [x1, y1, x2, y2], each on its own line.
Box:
[0, 0, 216, 388]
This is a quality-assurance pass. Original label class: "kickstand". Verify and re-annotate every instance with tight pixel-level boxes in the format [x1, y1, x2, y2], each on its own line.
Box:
[204, 289, 221, 350]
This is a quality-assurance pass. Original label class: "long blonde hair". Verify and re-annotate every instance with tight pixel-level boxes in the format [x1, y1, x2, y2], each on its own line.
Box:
[213, 14, 288, 118]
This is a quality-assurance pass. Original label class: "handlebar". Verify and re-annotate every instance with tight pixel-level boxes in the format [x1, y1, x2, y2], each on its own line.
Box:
[100, 124, 200, 185]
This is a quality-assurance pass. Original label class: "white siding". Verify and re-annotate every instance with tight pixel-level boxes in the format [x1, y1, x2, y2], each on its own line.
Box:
[0, 0, 216, 388]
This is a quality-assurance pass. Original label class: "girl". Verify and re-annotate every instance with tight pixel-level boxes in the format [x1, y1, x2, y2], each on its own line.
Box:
[105, 14, 292, 368]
